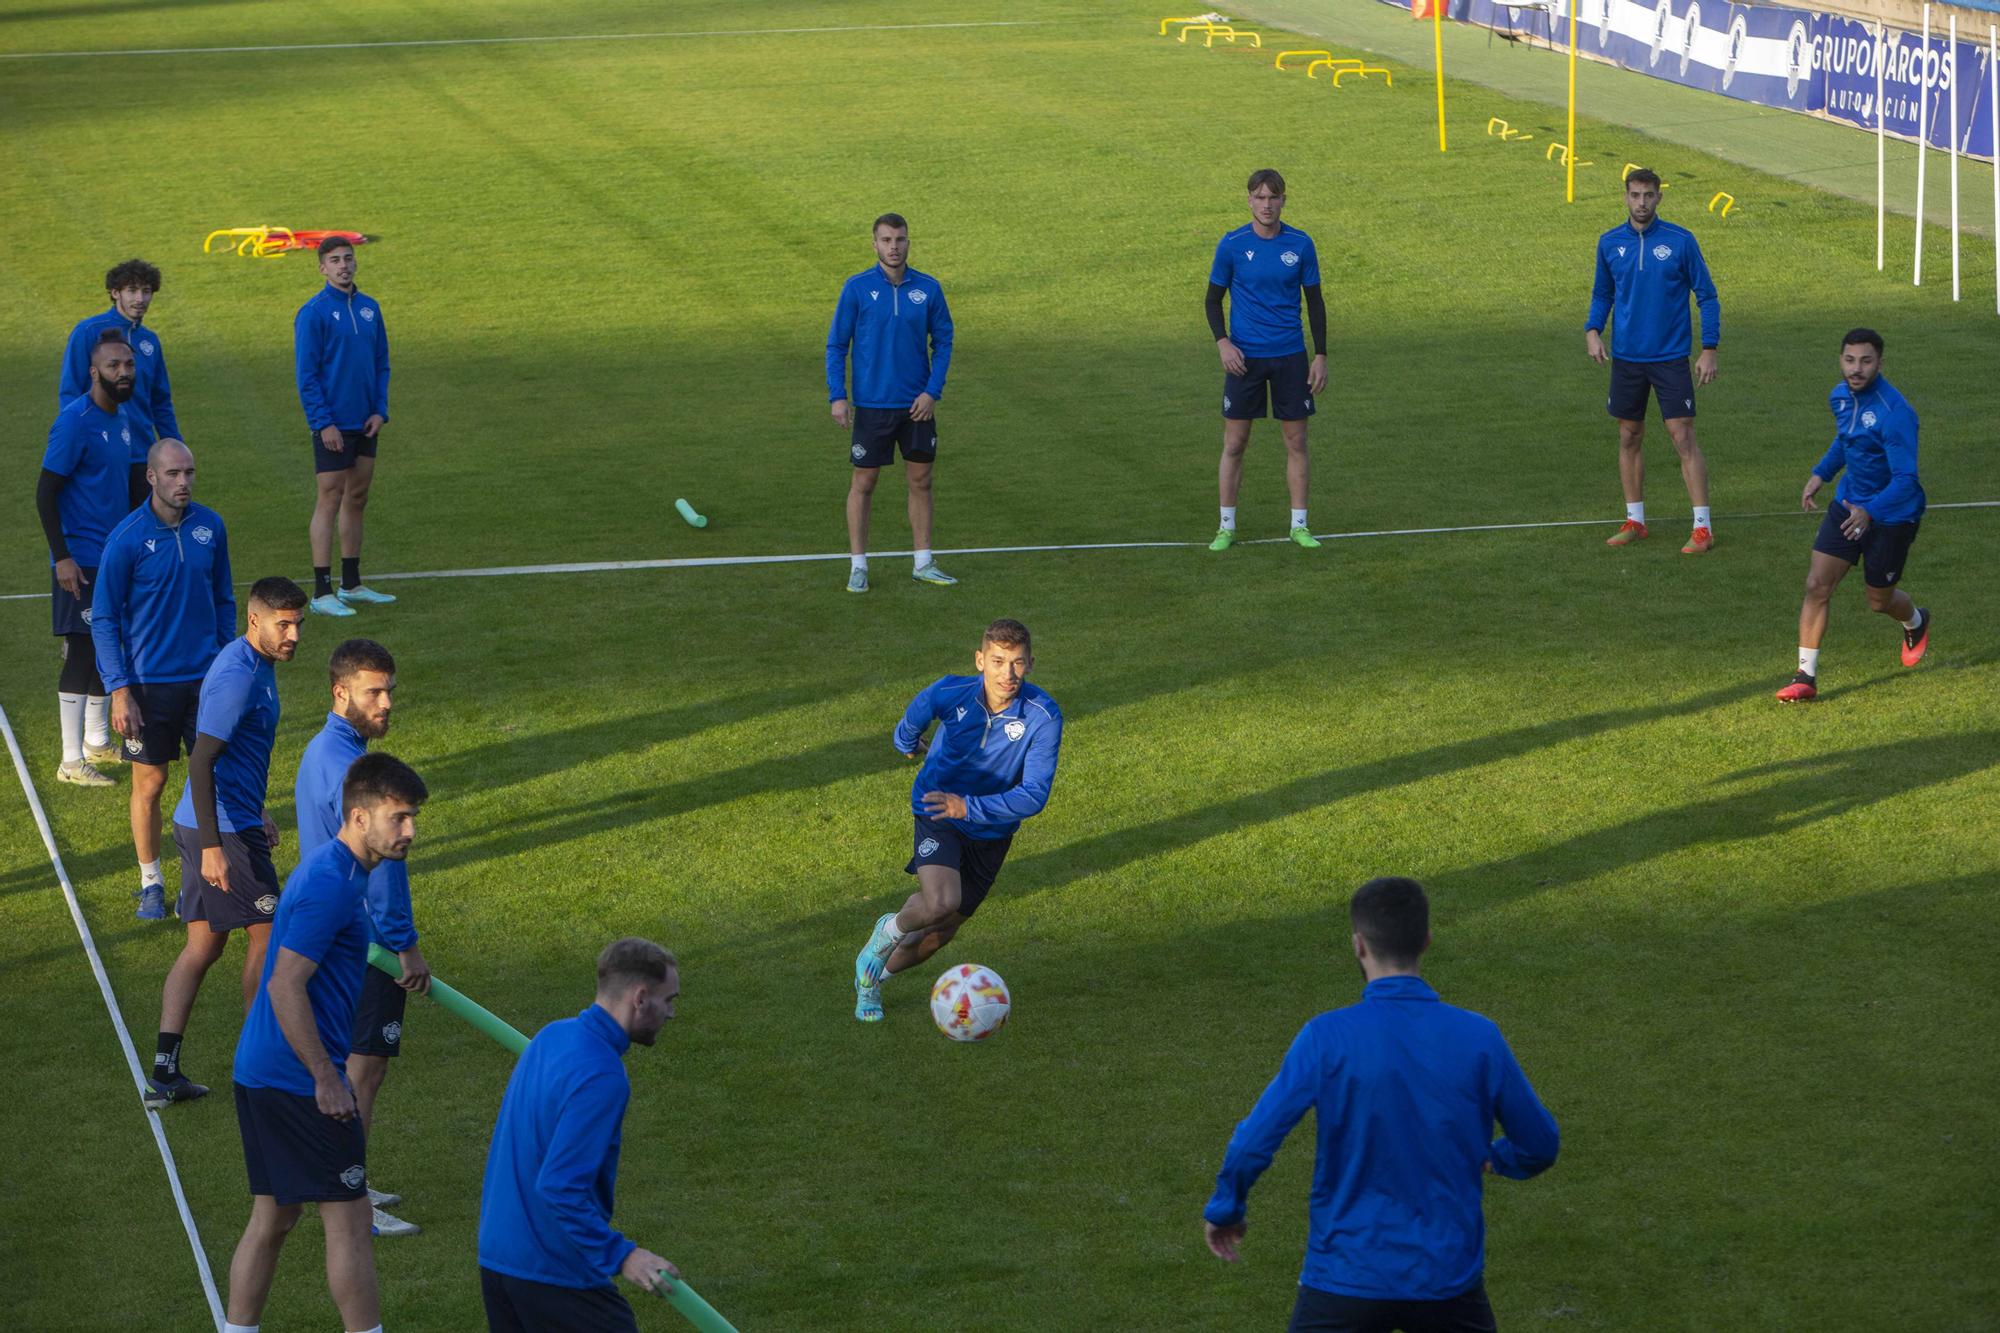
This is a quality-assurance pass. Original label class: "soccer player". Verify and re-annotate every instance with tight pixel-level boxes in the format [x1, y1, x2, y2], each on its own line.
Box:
[1586, 167, 1721, 554]
[1776, 328, 1929, 703]
[826, 212, 957, 593]
[92, 439, 235, 920]
[296, 638, 429, 1237]
[145, 577, 307, 1108]
[224, 752, 428, 1333]
[60, 257, 182, 502]
[851, 618, 1063, 1022]
[1203, 877, 1560, 1332]
[1206, 168, 1329, 552]
[478, 938, 681, 1333]
[37, 329, 140, 787]
[296, 234, 395, 618]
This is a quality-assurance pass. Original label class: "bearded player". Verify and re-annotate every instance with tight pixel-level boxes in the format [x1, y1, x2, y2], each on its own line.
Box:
[850, 619, 1063, 1022]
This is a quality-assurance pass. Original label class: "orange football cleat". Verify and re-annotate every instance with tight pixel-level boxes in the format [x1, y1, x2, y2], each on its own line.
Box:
[1775, 671, 1818, 703]
[1605, 520, 1649, 547]
[1681, 526, 1714, 554]
[1900, 608, 1930, 667]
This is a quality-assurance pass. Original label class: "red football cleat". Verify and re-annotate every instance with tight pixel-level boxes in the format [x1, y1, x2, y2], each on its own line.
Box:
[1775, 671, 1818, 703]
[1900, 608, 1930, 667]
[1681, 526, 1714, 554]
[1605, 520, 1649, 547]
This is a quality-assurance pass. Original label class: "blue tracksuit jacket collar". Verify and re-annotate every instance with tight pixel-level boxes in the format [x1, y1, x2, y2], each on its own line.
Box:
[582, 1003, 632, 1056]
[319, 282, 368, 302]
[130, 498, 209, 534]
[103, 302, 146, 330]
[1361, 975, 1439, 1002]
[320, 710, 364, 747]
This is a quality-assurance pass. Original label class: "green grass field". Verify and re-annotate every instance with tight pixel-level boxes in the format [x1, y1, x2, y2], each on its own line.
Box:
[3, 1, 1998, 1328]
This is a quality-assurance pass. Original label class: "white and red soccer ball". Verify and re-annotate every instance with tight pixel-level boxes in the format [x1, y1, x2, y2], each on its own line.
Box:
[929, 963, 1011, 1042]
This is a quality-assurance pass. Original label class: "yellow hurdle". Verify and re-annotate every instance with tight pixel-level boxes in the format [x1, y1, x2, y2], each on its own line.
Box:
[1546, 142, 1593, 167]
[1159, 15, 1210, 34]
[1487, 118, 1532, 141]
[1201, 25, 1262, 47]
[1332, 65, 1391, 86]
[202, 226, 296, 259]
[1275, 48, 1332, 69]
[1305, 57, 1365, 78]
[1708, 191, 1736, 216]
[1172, 20, 1218, 40]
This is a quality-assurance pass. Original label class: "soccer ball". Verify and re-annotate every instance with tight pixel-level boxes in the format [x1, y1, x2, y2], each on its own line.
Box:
[929, 963, 1011, 1042]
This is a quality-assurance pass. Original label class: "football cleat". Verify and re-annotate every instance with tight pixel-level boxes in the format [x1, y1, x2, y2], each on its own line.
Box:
[912, 562, 958, 587]
[369, 1186, 403, 1208]
[856, 912, 897, 987]
[370, 1207, 420, 1237]
[1605, 519, 1649, 546]
[308, 593, 357, 618]
[1775, 671, 1818, 703]
[143, 1072, 210, 1109]
[83, 741, 125, 764]
[855, 978, 884, 1023]
[1208, 528, 1236, 552]
[1681, 526, 1714, 554]
[55, 759, 114, 787]
[1289, 526, 1322, 550]
[1900, 608, 1930, 667]
[135, 884, 167, 920]
[846, 567, 869, 594]
[336, 584, 397, 606]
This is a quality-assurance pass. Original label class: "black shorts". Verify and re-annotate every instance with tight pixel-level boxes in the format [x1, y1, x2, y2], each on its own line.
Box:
[850, 405, 937, 468]
[123, 679, 201, 766]
[173, 822, 280, 932]
[1224, 350, 1316, 421]
[350, 966, 408, 1057]
[906, 815, 1014, 918]
[311, 427, 378, 474]
[481, 1267, 638, 1333]
[1607, 356, 1696, 421]
[1814, 500, 1921, 588]
[234, 1082, 368, 1206]
[1288, 1281, 1496, 1333]
[50, 566, 99, 637]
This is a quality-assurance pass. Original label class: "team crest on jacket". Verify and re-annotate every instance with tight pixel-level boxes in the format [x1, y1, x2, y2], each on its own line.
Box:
[1861, 410, 1878, 428]
[909, 289, 927, 305]
[139, 340, 156, 356]
[359, 307, 376, 322]
[1652, 244, 1672, 261]
[1004, 719, 1027, 741]
[192, 525, 214, 544]
[1280, 251, 1299, 267]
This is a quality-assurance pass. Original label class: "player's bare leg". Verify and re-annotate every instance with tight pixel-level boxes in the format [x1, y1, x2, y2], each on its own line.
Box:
[855, 865, 962, 1019]
[1280, 418, 1319, 548]
[241, 922, 271, 1013]
[310, 470, 347, 576]
[348, 1053, 390, 1135]
[131, 763, 169, 917]
[1665, 417, 1714, 552]
[1617, 419, 1646, 503]
[1780, 551, 1851, 702]
[906, 461, 933, 551]
[160, 924, 228, 1036]
[320, 1196, 382, 1330]
[846, 466, 878, 592]
[884, 912, 966, 977]
[338, 454, 374, 566]
[1216, 419, 1252, 509]
[226, 1196, 301, 1325]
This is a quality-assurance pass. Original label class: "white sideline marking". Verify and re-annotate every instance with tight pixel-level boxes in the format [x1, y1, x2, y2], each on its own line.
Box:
[0, 705, 226, 1333]
[0, 19, 1058, 61]
[3, 502, 1995, 602]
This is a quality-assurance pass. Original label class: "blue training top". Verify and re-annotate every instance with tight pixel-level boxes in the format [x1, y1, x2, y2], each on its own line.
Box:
[824, 265, 953, 409]
[233, 838, 373, 1095]
[1817, 374, 1925, 526]
[296, 711, 420, 952]
[295, 283, 390, 431]
[1586, 217, 1720, 362]
[894, 675, 1063, 840]
[1206, 975, 1560, 1302]
[479, 1004, 638, 1290]
[90, 501, 234, 694]
[42, 396, 138, 567]
[59, 306, 182, 451]
[1209, 223, 1321, 358]
[171, 636, 281, 835]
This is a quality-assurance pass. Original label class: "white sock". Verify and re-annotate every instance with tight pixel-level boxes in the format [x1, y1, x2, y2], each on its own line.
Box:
[1693, 506, 1712, 529]
[871, 916, 910, 958]
[84, 695, 110, 748]
[914, 549, 932, 569]
[1626, 502, 1646, 523]
[141, 859, 164, 886]
[350, 1326, 383, 1333]
[223, 1324, 260, 1333]
[1798, 647, 1820, 677]
[1290, 509, 1309, 530]
[1219, 506, 1237, 532]
[850, 555, 868, 573]
[59, 692, 86, 763]
[1902, 609, 1924, 630]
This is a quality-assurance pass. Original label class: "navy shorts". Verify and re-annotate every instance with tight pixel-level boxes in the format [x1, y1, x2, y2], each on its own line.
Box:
[350, 966, 408, 1058]
[1607, 356, 1696, 421]
[1813, 500, 1921, 589]
[850, 405, 937, 468]
[481, 1267, 638, 1333]
[234, 1082, 368, 1206]
[50, 566, 99, 637]
[123, 679, 201, 766]
[173, 822, 280, 932]
[311, 427, 378, 474]
[1224, 350, 1316, 421]
[906, 815, 1014, 918]
[1288, 1281, 1496, 1333]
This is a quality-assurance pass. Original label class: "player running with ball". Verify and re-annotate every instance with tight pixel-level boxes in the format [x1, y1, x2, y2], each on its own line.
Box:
[852, 619, 1063, 1022]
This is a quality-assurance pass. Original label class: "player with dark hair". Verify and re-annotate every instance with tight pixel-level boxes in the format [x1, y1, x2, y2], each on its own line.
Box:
[851, 619, 1063, 1021]
[295, 637, 429, 1236]
[61, 258, 181, 484]
[1204, 877, 1560, 1332]
[92, 438, 235, 919]
[478, 937, 682, 1333]
[826, 211, 958, 592]
[1586, 167, 1722, 554]
[224, 751, 428, 1333]
[1206, 168, 1329, 552]
[144, 577, 307, 1108]
[37, 331, 140, 788]
[297, 234, 395, 617]
[1776, 328, 1930, 702]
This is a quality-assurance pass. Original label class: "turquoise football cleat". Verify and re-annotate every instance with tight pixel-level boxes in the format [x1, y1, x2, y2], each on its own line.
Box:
[308, 593, 356, 618]
[337, 584, 397, 605]
[847, 567, 869, 594]
[856, 912, 897, 987]
[854, 979, 884, 1022]
[911, 562, 957, 586]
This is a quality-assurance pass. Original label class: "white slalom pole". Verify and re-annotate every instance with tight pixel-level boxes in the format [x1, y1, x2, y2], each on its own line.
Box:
[1916, 3, 1930, 286]
[1877, 22, 1886, 270]
[1950, 14, 1960, 300]
[1991, 25, 1998, 314]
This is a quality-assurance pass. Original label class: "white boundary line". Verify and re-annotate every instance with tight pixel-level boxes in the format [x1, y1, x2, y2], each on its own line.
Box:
[0, 705, 227, 1332]
[4, 502, 1996, 602]
[0, 19, 1059, 62]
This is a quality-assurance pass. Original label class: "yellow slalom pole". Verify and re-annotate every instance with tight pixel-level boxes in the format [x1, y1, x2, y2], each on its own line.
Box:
[1565, 0, 1578, 201]
[1433, 0, 1447, 151]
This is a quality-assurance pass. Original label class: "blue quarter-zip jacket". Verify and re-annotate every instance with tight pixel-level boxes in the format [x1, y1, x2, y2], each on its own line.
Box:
[234, 838, 372, 1095]
[1206, 976, 1560, 1302]
[894, 675, 1063, 840]
[60, 306, 182, 453]
[295, 283, 390, 431]
[479, 1004, 638, 1290]
[296, 712, 419, 952]
[1815, 374, 1924, 525]
[825, 265, 953, 408]
[90, 501, 234, 693]
[42, 395, 139, 566]
[1586, 218, 1720, 362]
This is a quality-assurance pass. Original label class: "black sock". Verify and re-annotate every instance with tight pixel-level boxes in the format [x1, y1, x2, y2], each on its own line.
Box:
[341, 557, 361, 591]
[314, 566, 333, 599]
[155, 1032, 182, 1079]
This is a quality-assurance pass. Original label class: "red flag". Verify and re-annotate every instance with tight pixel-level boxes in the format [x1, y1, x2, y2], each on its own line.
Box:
[1412, 0, 1441, 17]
